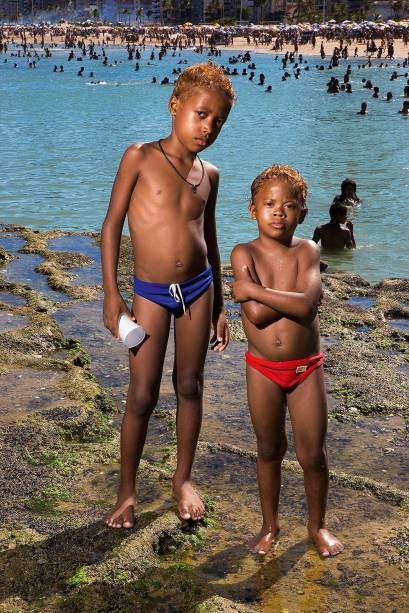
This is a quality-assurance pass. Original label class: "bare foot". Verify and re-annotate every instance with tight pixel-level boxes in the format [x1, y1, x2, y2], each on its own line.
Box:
[247, 526, 280, 555]
[172, 478, 204, 521]
[308, 527, 344, 558]
[106, 491, 136, 529]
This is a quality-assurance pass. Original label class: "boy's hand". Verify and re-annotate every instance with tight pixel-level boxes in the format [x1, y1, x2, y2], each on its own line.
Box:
[210, 310, 229, 352]
[103, 293, 135, 340]
[231, 265, 257, 303]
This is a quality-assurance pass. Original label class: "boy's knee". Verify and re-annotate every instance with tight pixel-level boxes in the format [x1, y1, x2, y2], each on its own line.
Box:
[297, 449, 327, 472]
[128, 385, 158, 417]
[175, 371, 203, 400]
[257, 439, 287, 463]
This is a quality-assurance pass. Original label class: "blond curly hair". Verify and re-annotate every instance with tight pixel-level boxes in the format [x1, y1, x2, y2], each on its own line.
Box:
[250, 164, 308, 208]
[171, 62, 235, 104]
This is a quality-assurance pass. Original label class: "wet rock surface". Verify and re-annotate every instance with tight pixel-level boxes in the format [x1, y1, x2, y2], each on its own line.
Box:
[0, 225, 408, 612]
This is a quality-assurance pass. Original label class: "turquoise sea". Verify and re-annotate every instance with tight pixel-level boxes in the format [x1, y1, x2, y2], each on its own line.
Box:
[1, 44, 408, 282]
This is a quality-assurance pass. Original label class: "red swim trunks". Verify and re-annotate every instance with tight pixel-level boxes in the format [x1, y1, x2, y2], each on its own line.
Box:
[245, 352, 324, 392]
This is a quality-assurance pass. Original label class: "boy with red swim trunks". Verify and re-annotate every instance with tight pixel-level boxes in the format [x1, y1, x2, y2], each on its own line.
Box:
[231, 165, 343, 558]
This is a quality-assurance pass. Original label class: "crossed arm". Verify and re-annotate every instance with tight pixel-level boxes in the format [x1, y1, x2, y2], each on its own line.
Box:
[230, 242, 322, 326]
[230, 245, 281, 326]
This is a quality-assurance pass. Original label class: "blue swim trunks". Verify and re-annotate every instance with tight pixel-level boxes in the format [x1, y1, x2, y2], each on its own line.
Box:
[133, 266, 213, 316]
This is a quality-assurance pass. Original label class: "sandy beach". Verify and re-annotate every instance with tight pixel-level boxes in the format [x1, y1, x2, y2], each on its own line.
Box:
[3, 25, 409, 59]
[219, 35, 409, 59]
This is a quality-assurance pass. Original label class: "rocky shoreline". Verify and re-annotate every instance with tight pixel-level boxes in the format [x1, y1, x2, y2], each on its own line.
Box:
[0, 224, 408, 612]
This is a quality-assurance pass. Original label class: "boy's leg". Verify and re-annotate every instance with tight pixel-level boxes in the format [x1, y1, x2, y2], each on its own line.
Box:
[246, 365, 287, 554]
[106, 296, 171, 528]
[172, 286, 213, 521]
[287, 367, 343, 557]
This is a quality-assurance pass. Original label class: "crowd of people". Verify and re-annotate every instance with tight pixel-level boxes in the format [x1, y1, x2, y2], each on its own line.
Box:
[2, 21, 408, 254]
[3, 22, 408, 112]
[1, 19, 409, 49]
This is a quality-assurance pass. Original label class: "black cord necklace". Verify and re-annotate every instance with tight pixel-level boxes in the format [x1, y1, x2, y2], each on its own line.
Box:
[158, 139, 204, 193]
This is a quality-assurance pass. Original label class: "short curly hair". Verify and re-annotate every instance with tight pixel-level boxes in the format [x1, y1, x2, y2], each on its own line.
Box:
[171, 61, 235, 104]
[250, 164, 308, 208]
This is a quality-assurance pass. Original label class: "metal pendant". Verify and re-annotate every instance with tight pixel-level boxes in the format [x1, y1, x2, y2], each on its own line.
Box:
[192, 185, 197, 193]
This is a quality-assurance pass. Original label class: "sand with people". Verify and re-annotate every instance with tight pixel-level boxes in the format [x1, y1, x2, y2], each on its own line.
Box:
[2, 22, 409, 59]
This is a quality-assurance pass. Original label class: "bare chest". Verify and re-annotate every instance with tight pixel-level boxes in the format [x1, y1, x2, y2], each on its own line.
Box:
[253, 252, 299, 291]
[130, 169, 210, 223]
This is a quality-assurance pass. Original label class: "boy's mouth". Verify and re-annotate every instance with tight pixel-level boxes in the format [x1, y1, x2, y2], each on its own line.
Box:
[271, 222, 285, 229]
[195, 137, 209, 147]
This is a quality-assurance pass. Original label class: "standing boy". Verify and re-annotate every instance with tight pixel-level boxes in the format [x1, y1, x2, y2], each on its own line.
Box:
[231, 165, 343, 558]
[102, 63, 234, 528]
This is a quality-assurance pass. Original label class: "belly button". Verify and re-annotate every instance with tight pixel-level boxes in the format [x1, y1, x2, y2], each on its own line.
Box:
[275, 339, 282, 346]
[176, 260, 184, 268]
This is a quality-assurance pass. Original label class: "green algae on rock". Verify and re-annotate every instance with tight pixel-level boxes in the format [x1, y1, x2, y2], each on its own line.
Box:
[0, 247, 12, 266]
[380, 524, 409, 570]
[1, 225, 101, 300]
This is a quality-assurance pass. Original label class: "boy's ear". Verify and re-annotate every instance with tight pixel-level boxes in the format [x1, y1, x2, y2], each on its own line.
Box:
[249, 201, 256, 220]
[169, 95, 179, 116]
[298, 207, 308, 224]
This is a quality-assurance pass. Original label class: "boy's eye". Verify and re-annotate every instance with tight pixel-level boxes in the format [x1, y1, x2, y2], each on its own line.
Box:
[197, 111, 207, 119]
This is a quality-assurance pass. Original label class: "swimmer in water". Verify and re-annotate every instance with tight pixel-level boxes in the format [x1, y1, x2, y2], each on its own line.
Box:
[313, 202, 356, 249]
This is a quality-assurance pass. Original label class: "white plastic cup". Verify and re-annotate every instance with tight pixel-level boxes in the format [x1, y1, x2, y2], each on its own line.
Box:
[118, 314, 146, 349]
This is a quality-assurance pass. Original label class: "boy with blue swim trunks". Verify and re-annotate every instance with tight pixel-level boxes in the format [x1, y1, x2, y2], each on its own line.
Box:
[101, 63, 234, 528]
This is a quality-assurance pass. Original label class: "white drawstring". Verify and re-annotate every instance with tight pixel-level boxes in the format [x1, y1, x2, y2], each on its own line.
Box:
[169, 283, 186, 313]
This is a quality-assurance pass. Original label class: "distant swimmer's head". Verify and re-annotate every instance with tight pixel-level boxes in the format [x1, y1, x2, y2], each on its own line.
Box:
[249, 165, 308, 238]
[340, 178, 358, 199]
[169, 62, 235, 152]
[329, 202, 348, 224]
[400, 100, 409, 114]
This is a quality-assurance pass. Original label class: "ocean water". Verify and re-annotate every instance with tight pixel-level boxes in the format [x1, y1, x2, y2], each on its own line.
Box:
[1, 44, 408, 282]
